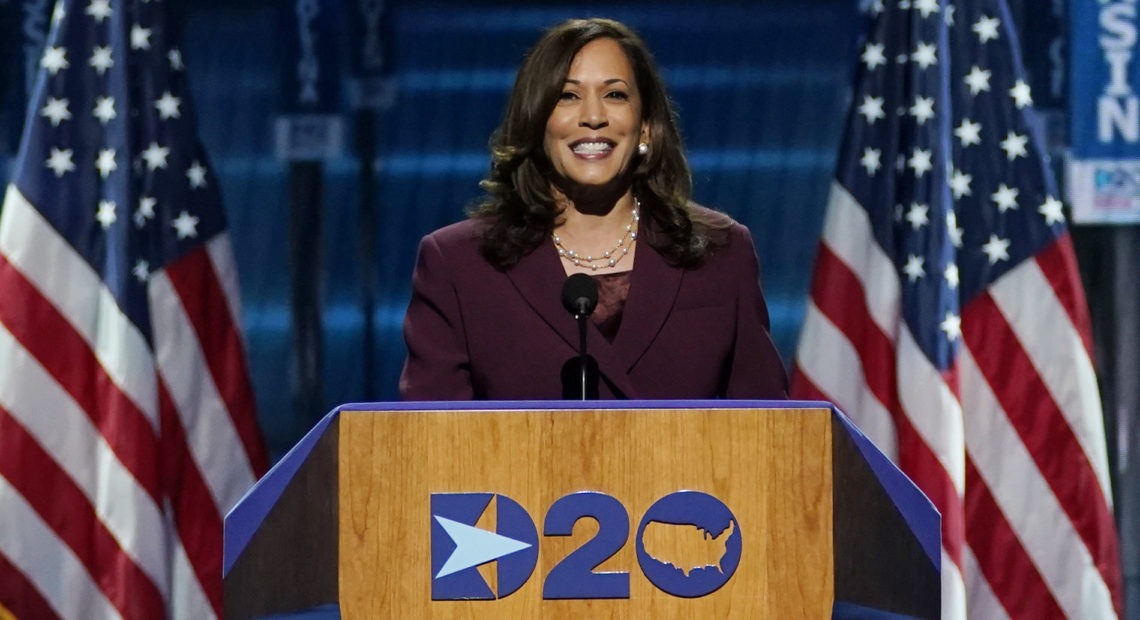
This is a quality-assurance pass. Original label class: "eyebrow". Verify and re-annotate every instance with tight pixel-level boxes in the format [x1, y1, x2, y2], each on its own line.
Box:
[564, 78, 631, 87]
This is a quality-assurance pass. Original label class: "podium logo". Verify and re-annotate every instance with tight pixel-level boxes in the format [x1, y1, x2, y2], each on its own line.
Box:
[635, 491, 742, 597]
[430, 493, 538, 600]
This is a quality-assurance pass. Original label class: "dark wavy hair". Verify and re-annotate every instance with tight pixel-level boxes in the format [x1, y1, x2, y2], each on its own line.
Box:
[470, 18, 729, 270]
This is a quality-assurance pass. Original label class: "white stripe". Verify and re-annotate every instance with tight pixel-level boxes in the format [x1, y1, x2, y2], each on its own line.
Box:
[963, 545, 1011, 620]
[795, 301, 897, 459]
[169, 525, 217, 620]
[0, 185, 158, 430]
[150, 270, 256, 511]
[942, 548, 967, 620]
[988, 257, 1114, 506]
[896, 327, 965, 494]
[821, 182, 901, 340]
[960, 345, 1116, 619]
[0, 324, 171, 593]
[0, 475, 121, 620]
[206, 234, 246, 336]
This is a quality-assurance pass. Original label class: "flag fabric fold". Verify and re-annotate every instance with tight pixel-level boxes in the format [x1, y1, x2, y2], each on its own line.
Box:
[792, 0, 1122, 617]
[0, 0, 268, 617]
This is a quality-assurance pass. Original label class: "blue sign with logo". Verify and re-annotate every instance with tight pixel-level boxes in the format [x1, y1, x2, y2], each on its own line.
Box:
[430, 493, 538, 600]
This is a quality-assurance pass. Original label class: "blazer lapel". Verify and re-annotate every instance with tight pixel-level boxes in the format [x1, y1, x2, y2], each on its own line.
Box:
[613, 224, 683, 373]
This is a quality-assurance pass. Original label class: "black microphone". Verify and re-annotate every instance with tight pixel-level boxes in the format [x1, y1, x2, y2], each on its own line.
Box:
[561, 273, 598, 318]
[560, 274, 599, 400]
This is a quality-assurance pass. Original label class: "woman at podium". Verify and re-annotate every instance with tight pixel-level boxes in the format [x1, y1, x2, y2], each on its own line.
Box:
[400, 18, 787, 400]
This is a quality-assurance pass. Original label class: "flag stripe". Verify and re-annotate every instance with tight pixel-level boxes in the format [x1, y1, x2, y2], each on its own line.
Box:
[963, 291, 1117, 588]
[1034, 236, 1094, 356]
[0, 550, 59, 620]
[151, 269, 258, 509]
[158, 379, 226, 617]
[0, 254, 161, 503]
[0, 408, 165, 618]
[964, 456, 1066, 619]
[0, 476, 118, 619]
[0, 187, 158, 428]
[962, 539, 1012, 620]
[164, 245, 267, 473]
[960, 345, 1115, 618]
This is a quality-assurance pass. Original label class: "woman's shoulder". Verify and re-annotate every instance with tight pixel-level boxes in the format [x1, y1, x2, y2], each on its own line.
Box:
[422, 217, 487, 250]
[687, 203, 753, 247]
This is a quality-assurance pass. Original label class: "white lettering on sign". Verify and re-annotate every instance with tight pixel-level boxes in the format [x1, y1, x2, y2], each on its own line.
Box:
[1100, 0, 1140, 141]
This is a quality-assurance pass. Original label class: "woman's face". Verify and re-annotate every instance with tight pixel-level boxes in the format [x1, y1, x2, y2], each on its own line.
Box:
[543, 38, 647, 191]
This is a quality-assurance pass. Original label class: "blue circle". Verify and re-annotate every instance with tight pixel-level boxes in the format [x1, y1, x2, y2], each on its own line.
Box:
[635, 491, 741, 597]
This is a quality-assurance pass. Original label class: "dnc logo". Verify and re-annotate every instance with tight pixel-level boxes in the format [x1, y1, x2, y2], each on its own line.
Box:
[431, 490, 740, 600]
[430, 493, 539, 600]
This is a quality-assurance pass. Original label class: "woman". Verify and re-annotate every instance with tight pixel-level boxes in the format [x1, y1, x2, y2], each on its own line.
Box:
[400, 18, 787, 400]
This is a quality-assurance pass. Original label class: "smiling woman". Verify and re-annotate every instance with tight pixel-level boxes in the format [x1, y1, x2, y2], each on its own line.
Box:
[399, 18, 788, 401]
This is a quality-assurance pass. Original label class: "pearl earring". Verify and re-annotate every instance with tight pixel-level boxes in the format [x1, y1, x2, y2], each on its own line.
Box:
[638, 142, 649, 156]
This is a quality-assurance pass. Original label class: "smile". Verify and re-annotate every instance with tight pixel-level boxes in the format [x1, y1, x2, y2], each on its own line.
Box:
[570, 139, 615, 156]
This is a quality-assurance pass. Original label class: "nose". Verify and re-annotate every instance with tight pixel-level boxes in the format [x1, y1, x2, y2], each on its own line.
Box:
[578, 96, 608, 129]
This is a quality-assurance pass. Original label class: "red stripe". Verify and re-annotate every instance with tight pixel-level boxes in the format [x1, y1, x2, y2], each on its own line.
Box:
[1034, 235, 1094, 357]
[158, 379, 224, 617]
[0, 550, 60, 620]
[964, 456, 1066, 619]
[804, 245, 964, 566]
[963, 291, 1121, 609]
[163, 248, 268, 475]
[0, 255, 162, 504]
[0, 407, 166, 619]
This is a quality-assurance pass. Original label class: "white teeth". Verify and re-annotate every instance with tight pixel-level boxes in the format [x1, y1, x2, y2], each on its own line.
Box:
[572, 142, 612, 154]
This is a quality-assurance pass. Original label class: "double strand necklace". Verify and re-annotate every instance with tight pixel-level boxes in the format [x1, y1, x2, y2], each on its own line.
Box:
[552, 202, 640, 271]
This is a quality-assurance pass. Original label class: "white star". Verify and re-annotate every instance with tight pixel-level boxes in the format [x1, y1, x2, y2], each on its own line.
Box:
[911, 42, 938, 70]
[89, 46, 113, 75]
[85, 0, 112, 22]
[963, 65, 991, 95]
[862, 42, 887, 70]
[40, 97, 71, 126]
[187, 161, 208, 188]
[135, 196, 157, 227]
[52, 2, 66, 24]
[131, 25, 152, 50]
[132, 259, 149, 283]
[940, 312, 962, 341]
[168, 49, 184, 71]
[45, 148, 75, 177]
[903, 254, 926, 282]
[947, 212, 963, 247]
[1039, 195, 1066, 225]
[172, 210, 199, 239]
[908, 148, 933, 177]
[944, 263, 960, 289]
[858, 95, 886, 124]
[955, 118, 982, 147]
[944, 3, 956, 25]
[906, 203, 930, 230]
[1000, 131, 1029, 161]
[41, 47, 69, 76]
[155, 91, 181, 120]
[93, 96, 115, 125]
[860, 147, 882, 175]
[96, 200, 117, 229]
[141, 142, 169, 171]
[870, 0, 885, 15]
[982, 234, 1011, 264]
[909, 96, 936, 125]
[949, 169, 972, 199]
[1010, 80, 1033, 109]
[914, 0, 940, 18]
[991, 184, 1020, 212]
[95, 148, 117, 178]
[973, 15, 1000, 43]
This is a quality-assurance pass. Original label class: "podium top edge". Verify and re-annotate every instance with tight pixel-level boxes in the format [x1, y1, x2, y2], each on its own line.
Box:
[335, 399, 835, 412]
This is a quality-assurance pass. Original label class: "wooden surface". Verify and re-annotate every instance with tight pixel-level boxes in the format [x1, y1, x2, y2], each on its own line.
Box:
[339, 407, 834, 618]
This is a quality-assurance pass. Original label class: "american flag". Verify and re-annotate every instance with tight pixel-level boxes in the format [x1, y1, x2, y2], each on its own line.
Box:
[0, 0, 268, 617]
[792, 0, 1122, 617]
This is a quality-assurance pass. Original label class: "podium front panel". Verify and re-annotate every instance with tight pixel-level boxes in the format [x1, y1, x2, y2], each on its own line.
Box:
[337, 406, 835, 618]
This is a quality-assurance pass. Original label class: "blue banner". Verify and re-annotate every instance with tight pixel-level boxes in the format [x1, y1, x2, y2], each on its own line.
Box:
[1068, 0, 1140, 222]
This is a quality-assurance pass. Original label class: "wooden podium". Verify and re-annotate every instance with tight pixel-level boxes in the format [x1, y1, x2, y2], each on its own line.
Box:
[223, 401, 940, 619]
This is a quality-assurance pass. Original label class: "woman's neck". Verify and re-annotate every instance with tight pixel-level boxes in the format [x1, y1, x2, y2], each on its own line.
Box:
[552, 188, 639, 274]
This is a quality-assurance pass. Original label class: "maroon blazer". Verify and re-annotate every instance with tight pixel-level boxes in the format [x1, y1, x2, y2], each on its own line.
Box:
[399, 209, 788, 400]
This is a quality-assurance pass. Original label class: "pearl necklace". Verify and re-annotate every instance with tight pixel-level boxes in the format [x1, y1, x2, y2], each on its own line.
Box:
[553, 204, 640, 271]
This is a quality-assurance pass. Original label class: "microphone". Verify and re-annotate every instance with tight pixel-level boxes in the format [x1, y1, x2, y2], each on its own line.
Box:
[560, 274, 599, 400]
[561, 273, 598, 318]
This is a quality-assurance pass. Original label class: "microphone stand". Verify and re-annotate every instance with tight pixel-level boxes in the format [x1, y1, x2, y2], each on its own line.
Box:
[575, 305, 589, 401]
